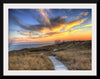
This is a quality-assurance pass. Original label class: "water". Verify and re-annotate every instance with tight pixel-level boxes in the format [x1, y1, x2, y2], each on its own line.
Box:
[9, 43, 52, 51]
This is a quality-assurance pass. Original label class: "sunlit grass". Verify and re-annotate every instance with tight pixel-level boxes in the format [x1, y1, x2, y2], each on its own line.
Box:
[9, 40, 91, 70]
[9, 54, 54, 70]
[52, 41, 91, 70]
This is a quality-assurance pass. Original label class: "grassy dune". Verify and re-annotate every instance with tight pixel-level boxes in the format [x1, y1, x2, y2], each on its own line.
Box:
[9, 40, 91, 70]
[52, 41, 91, 70]
[53, 49, 91, 70]
[51, 41, 91, 70]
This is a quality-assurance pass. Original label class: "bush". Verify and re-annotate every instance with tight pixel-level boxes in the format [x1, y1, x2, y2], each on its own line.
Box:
[55, 40, 61, 45]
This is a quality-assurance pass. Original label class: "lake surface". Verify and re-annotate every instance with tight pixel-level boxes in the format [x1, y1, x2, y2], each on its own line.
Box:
[9, 43, 52, 51]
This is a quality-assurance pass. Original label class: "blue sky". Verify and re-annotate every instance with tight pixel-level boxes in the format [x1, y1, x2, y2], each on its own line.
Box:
[9, 9, 92, 44]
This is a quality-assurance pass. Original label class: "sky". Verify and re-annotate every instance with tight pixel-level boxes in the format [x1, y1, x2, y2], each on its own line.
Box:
[9, 9, 92, 44]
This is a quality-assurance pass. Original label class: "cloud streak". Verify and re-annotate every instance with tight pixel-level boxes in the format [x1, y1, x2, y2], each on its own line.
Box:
[65, 18, 87, 31]
[75, 12, 89, 20]
[84, 12, 89, 16]
[11, 9, 88, 39]
[36, 9, 51, 26]
[12, 12, 67, 33]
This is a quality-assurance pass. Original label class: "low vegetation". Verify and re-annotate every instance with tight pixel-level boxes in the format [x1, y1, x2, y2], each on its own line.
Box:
[9, 54, 54, 70]
[9, 40, 91, 70]
[53, 49, 91, 70]
[52, 41, 91, 70]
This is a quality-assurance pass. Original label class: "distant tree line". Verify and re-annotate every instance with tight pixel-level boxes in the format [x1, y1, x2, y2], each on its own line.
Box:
[54, 40, 91, 45]
[54, 40, 66, 45]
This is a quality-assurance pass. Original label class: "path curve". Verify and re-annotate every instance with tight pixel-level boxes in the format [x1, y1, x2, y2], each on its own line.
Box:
[48, 56, 68, 70]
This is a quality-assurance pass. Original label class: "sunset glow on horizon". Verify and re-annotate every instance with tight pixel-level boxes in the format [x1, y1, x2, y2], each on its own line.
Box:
[9, 9, 92, 44]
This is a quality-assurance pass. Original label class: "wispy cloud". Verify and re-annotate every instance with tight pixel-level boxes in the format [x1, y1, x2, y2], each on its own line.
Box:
[19, 32, 32, 37]
[68, 29, 83, 34]
[36, 9, 51, 26]
[65, 18, 87, 31]
[80, 12, 84, 16]
[12, 12, 67, 33]
[75, 12, 89, 20]
[10, 9, 89, 41]
[82, 24, 92, 27]
[12, 13, 87, 36]
[84, 12, 89, 16]
[17, 30, 41, 38]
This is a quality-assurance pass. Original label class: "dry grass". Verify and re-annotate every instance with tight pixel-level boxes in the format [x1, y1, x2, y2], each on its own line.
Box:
[9, 40, 91, 70]
[9, 54, 54, 70]
[52, 41, 91, 70]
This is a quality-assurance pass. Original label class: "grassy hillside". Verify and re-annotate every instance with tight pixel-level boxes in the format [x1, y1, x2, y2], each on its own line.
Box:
[9, 40, 91, 70]
[52, 41, 91, 70]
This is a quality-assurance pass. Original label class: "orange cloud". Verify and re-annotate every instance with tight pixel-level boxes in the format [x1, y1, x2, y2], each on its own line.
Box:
[40, 27, 50, 33]
[57, 30, 91, 41]
[84, 12, 89, 16]
[51, 24, 66, 32]
[40, 24, 66, 33]
[80, 12, 84, 16]
[34, 32, 65, 39]
[75, 12, 89, 20]
[38, 29, 91, 42]
[75, 12, 84, 20]
[12, 20, 91, 44]
[11, 29, 91, 44]
[75, 16, 80, 19]
[65, 18, 87, 31]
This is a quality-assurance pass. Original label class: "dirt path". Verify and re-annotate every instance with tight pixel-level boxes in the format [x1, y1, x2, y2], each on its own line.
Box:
[48, 56, 68, 70]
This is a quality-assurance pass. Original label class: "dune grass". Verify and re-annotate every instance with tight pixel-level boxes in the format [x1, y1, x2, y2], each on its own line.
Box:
[9, 40, 91, 70]
[9, 54, 54, 70]
[53, 49, 91, 70]
[52, 41, 91, 70]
